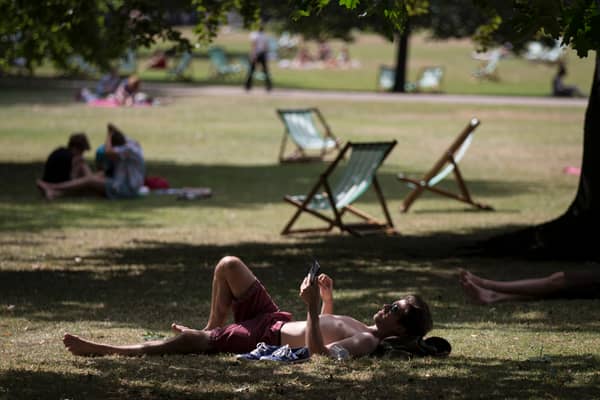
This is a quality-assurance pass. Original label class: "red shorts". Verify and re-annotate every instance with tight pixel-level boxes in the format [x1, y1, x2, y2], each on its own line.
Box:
[209, 280, 292, 353]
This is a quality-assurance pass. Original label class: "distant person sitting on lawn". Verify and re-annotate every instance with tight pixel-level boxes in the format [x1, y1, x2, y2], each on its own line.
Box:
[63, 256, 434, 359]
[552, 62, 584, 98]
[96, 67, 122, 97]
[459, 268, 600, 304]
[77, 68, 121, 103]
[40, 132, 92, 184]
[37, 123, 145, 200]
[112, 75, 142, 106]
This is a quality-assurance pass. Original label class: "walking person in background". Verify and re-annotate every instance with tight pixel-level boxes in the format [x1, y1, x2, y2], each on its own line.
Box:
[245, 25, 272, 92]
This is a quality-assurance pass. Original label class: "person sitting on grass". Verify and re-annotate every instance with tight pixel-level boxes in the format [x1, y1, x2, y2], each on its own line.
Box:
[459, 268, 600, 304]
[37, 123, 145, 200]
[552, 62, 584, 98]
[40, 132, 92, 184]
[63, 256, 433, 359]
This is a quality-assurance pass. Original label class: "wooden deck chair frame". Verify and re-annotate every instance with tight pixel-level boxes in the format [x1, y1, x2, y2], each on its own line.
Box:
[397, 118, 493, 212]
[276, 108, 342, 163]
[282, 141, 398, 237]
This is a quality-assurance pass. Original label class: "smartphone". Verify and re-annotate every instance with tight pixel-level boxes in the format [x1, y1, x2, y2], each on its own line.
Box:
[307, 259, 321, 285]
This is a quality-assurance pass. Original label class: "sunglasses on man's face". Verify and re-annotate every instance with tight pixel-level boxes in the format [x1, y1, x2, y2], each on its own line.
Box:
[390, 303, 402, 314]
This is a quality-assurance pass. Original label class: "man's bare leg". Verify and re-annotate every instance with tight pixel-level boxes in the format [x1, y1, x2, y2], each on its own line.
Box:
[63, 328, 211, 357]
[36, 175, 105, 200]
[459, 274, 532, 304]
[203, 256, 257, 330]
[459, 269, 567, 297]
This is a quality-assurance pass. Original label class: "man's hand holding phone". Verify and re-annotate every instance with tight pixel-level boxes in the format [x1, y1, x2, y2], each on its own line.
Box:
[308, 259, 321, 285]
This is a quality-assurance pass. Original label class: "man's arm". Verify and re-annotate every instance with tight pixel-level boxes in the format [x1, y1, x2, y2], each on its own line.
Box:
[325, 332, 380, 358]
[318, 274, 334, 315]
[104, 130, 119, 161]
[300, 276, 329, 355]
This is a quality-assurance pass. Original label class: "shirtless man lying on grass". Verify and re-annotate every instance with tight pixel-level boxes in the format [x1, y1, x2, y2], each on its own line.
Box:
[63, 256, 433, 358]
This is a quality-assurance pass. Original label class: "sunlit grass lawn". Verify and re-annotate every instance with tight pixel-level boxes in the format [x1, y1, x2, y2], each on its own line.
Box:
[1, 84, 599, 399]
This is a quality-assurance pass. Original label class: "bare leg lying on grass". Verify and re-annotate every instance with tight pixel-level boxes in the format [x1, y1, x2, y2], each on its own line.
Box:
[63, 324, 210, 356]
[63, 256, 257, 356]
[63, 256, 434, 359]
[458, 268, 600, 304]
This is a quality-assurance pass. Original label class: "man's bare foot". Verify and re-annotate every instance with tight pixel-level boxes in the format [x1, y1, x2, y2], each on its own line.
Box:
[63, 333, 110, 356]
[460, 278, 499, 305]
[171, 323, 192, 333]
[458, 268, 486, 288]
[36, 180, 58, 200]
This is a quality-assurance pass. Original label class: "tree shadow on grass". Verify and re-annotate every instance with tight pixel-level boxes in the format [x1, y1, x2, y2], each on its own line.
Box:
[1, 160, 538, 232]
[2, 229, 599, 333]
[1, 353, 598, 399]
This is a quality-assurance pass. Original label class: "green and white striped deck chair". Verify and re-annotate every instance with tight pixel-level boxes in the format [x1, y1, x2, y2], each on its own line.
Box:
[282, 141, 398, 237]
[397, 118, 493, 212]
[277, 108, 341, 163]
[168, 51, 193, 80]
[207, 46, 246, 79]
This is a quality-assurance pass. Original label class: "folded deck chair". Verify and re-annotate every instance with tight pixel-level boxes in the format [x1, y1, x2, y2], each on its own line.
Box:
[282, 141, 398, 237]
[397, 118, 493, 212]
[277, 108, 342, 163]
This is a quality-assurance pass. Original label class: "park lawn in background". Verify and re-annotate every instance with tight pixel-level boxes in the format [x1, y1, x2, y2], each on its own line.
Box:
[27, 30, 595, 97]
[0, 84, 599, 399]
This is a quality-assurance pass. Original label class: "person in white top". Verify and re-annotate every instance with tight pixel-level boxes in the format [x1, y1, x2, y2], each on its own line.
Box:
[245, 25, 272, 91]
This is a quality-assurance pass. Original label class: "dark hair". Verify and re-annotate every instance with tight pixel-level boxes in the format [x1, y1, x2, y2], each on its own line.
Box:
[67, 133, 90, 151]
[397, 294, 433, 338]
[371, 295, 449, 359]
[108, 123, 126, 146]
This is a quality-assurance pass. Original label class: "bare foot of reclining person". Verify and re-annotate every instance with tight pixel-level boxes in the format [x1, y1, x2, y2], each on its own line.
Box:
[36, 179, 59, 200]
[458, 271, 501, 305]
[63, 333, 116, 356]
[458, 269, 552, 305]
[171, 323, 197, 334]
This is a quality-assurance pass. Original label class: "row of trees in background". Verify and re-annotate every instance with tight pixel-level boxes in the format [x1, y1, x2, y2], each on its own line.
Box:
[1, 0, 599, 259]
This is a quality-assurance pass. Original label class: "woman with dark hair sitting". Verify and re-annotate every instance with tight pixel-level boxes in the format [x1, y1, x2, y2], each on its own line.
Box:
[37, 123, 145, 200]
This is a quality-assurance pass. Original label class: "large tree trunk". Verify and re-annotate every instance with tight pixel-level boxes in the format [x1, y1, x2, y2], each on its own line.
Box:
[485, 54, 600, 260]
[392, 25, 410, 93]
[533, 53, 600, 257]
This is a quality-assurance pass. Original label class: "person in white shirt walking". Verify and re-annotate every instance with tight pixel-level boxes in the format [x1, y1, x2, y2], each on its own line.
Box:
[245, 25, 272, 91]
